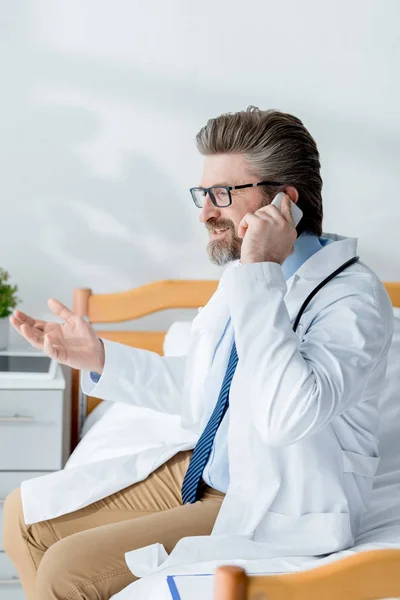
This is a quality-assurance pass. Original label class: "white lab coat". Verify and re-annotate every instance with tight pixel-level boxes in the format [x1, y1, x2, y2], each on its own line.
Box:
[21, 233, 394, 596]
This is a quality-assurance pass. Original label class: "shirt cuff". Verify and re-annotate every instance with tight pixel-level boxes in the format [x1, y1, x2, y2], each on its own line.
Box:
[90, 372, 101, 383]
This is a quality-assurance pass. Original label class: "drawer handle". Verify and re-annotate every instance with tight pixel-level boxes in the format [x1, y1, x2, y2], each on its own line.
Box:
[0, 577, 21, 585]
[0, 415, 35, 423]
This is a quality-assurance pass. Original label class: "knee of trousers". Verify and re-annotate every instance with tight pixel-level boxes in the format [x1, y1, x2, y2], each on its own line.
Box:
[2, 487, 25, 558]
[36, 535, 95, 600]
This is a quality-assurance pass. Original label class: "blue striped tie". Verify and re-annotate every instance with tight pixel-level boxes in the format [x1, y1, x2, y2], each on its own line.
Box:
[181, 341, 238, 504]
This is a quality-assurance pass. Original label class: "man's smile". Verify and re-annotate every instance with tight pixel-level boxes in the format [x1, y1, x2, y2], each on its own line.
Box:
[210, 228, 229, 238]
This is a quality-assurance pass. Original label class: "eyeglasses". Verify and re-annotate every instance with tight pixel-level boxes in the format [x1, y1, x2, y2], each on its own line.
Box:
[189, 180, 282, 208]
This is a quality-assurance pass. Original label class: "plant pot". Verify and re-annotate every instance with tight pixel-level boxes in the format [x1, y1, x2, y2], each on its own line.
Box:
[0, 316, 10, 350]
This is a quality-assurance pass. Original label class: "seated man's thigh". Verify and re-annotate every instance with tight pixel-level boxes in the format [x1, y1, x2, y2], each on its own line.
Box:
[36, 498, 222, 600]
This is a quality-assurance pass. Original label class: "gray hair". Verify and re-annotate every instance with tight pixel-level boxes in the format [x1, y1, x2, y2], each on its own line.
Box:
[196, 106, 323, 236]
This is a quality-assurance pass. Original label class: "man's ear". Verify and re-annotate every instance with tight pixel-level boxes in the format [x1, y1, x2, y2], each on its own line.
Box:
[282, 186, 299, 204]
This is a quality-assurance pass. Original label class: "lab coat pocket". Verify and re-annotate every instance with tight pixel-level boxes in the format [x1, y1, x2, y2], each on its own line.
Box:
[254, 511, 353, 555]
[342, 450, 380, 478]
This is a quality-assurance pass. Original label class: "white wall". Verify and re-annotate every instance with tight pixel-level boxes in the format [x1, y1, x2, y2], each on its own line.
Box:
[1, 0, 399, 341]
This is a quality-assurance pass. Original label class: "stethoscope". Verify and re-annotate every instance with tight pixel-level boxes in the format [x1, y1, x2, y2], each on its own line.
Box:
[292, 256, 360, 333]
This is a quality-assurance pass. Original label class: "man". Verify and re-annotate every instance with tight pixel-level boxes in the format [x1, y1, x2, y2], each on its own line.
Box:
[3, 107, 393, 600]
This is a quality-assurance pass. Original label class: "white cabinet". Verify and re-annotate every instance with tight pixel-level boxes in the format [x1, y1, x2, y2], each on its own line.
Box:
[0, 355, 71, 600]
[0, 474, 50, 600]
[0, 553, 25, 600]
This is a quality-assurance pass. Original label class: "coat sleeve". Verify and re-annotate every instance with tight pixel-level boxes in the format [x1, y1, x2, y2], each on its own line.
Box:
[81, 339, 186, 415]
[224, 262, 393, 447]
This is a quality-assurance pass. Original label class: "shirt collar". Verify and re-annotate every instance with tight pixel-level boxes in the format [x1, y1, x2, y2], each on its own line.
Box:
[294, 233, 358, 281]
[281, 232, 327, 281]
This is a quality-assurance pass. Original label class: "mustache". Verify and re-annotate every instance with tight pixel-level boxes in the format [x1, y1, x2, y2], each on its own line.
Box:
[205, 219, 234, 234]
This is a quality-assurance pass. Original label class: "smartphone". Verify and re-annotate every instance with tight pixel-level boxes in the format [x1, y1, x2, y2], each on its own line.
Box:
[271, 192, 303, 227]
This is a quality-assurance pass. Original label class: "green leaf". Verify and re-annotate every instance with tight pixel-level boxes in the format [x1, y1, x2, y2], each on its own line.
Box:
[0, 268, 21, 317]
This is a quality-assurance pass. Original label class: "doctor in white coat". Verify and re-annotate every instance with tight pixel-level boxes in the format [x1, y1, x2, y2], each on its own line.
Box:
[3, 107, 393, 600]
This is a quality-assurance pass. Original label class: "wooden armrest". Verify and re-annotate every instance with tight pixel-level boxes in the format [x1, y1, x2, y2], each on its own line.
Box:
[214, 549, 400, 599]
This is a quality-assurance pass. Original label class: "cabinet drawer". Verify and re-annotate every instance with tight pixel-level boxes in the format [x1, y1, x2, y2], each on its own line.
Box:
[0, 553, 24, 600]
[0, 390, 64, 470]
[0, 472, 48, 552]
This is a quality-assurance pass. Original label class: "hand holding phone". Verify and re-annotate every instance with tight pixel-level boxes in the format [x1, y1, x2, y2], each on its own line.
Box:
[271, 192, 303, 227]
[239, 191, 300, 265]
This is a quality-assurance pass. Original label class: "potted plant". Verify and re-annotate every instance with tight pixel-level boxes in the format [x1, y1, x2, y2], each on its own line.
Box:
[0, 268, 21, 350]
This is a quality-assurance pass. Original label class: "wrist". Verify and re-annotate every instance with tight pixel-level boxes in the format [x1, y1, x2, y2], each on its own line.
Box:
[91, 339, 105, 374]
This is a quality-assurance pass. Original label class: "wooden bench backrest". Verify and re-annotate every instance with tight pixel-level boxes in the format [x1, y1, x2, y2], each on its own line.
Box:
[71, 280, 400, 450]
[71, 280, 218, 448]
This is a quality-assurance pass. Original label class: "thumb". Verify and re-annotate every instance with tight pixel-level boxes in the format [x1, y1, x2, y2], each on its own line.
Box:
[281, 195, 296, 226]
[238, 214, 250, 239]
[48, 298, 76, 323]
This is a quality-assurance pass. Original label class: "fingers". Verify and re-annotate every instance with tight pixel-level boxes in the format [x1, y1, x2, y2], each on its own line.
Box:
[256, 195, 296, 226]
[12, 310, 44, 328]
[239, 195, 296, 239]
[238, 213, 260, 238]
[19, 323, 45, 350]
[10, 315, 36, 340]
[10, 303, 74, 356]
[10, 311, 47, 334]
[48, 298, 76, 323]
[11, 310, 34, 327]
[9, 314, 24, 333]
[255, 205, 281, 223]
[254, 209, 275, 222]
[280, 195, 296, 226]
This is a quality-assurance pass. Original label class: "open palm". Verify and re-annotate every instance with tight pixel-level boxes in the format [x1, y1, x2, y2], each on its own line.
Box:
[10, 298, 105, 373]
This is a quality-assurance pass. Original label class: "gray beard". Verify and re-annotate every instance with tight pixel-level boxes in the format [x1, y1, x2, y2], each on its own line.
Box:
[207, 236, 242, 266]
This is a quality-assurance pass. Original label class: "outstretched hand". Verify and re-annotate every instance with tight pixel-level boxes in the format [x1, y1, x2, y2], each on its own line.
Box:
[10, 298, 105, 373]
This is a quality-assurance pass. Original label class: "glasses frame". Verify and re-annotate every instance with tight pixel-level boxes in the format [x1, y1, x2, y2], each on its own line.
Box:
[189, 180, 282, 208]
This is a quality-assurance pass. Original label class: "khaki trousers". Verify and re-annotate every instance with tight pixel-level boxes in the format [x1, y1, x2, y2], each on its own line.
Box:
[3, 451, 224, 600]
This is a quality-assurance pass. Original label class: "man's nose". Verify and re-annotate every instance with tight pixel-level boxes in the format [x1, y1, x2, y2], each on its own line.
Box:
[199, 194, 221, 223]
